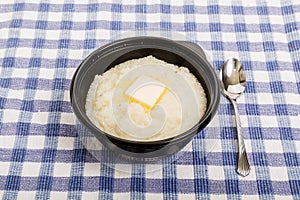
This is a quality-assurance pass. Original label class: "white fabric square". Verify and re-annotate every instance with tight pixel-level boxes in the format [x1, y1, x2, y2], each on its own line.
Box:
[208, 166, 225, 180]
[208, 139, 222, 152]
[121, 13, 136, 22]
[260, 116, 278, 127]
[0, 162, 10, 176]
[145, 165, 163, 179]
[178, 193, 196, 200]
[249, 52, 266, 62]
[0, 12, 13, 22]
[95, 29, 110, 40]
[60, 113, 75, 125]
[276, 51, 291, 62]
[63, 90, 71, 102]
[169, 0, 184, 6]
[17, 191, 37, 200]
[23, 11, 39, 21]
[240, 115, 249, 129]
[34, 90, 52, 101]
[56, 137, 74, 150]
[15, 47, 32, 58]
[70, 30, 86, 41]
[274, 195, 294, 200]
[294, 140, 300, 153]
[2, 109, 20, 123]
[21, 162, 41, 177]
[146, 13, 161, 23]
[290, 115, 300, 128]
[256, 93, 274, 104]
[66, 68, 76, 80]
[269, 15, 284, 25]
[244, 140, 252, 153]
[19, 28, 35, 40]
[82, 192, 99, 199]
[241, 195, 260, 200]
[177, 165, 194, 179]
[272, 33, 288, 45]
[244, 14, 260, 24]
[47, 12, 63, 22]
[114, 165, 132, 178]
[220, 14, 235, 24]
[83, 163, 101, 176]
[53, 163, 72, 177]
[211, 194, 227, 200]
[27, 136, 45, 149]
[45, 30, 61, 40]
[113, 193, 131, 199]
[207, 114, 220, 128]
[195, 14, 210, 25]
[196, 32, 211, 42]
[0, 49, 6, 57]
[11, 68, 29, 78]
[145, 193, 163, 200]
[42, 49, 58, 59]
[97, 11, 112, 22]
[266, 1, 281, 7]
[31, 111, 49, 125]
[50, 192, 68, 200]
[170, 14, 185, 24]
[39, 68, 55, 80]
[247, 33, 263, 43]
[269, 167, 289, 181]
[280, 71, 296, 83]
[72, 12, 88, 22]
[221, 32, 237, 42]
[0, 136, 15, 149]
[68, 49, 84, 60]
[264, 140, 284, 153]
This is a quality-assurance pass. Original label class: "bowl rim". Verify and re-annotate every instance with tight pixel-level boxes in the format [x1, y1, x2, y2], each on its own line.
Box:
[70, 36, 220, 145]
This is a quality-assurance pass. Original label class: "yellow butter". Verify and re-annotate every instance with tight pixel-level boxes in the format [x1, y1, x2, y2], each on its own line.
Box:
[126, 76, 167, 110]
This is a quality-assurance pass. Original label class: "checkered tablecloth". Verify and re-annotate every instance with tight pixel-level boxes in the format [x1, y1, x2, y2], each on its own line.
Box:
[1, 0, 300, 199]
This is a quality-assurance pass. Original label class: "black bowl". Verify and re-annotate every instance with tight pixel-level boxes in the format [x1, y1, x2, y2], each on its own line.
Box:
[70, 36, 220, 161]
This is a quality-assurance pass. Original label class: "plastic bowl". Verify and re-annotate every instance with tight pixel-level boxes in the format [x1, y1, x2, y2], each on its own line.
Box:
[70, 36, 220, 161]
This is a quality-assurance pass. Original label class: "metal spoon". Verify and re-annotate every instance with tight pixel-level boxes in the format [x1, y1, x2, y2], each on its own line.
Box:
[219, 58, 250, 177]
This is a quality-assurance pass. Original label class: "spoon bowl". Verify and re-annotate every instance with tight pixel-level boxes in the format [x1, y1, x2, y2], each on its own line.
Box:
[220, 58, 250, 177]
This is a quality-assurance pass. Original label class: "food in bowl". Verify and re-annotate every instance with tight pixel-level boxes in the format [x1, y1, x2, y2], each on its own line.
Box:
[85, 55, 207, 141]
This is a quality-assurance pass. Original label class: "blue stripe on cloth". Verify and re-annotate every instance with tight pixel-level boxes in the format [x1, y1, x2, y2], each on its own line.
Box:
[163, 157, 178, 199]
[2, 3, 300, 15]
[130, 164, 146, 199]
[281, 1, 300, 98]
[99, 165, 115, 199]
[0, 20, 293, 34]
[160, 0, 171, 38]
[0, 149, 296, 167]
[184, 0, 197, 41]
[2, 2, 29, 199]
[193, 137, 209, 199]
[67, 145, 86, 198]
[84, 0, 97, 52]
[35, 1, 74, 199]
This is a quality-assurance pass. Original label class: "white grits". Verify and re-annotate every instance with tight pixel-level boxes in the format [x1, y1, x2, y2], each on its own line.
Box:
[85, 56, 207, 141]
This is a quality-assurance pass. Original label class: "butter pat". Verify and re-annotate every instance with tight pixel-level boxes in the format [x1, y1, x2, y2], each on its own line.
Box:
[126, 76, 167, 110]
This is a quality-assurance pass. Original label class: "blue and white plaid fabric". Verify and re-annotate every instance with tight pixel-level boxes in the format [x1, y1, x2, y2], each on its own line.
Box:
[0, 1, 299, 199]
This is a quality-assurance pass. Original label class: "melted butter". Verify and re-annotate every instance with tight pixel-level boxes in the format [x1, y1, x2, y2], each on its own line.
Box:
[126, 76, 168, 112]
[128, 88, 168, 112]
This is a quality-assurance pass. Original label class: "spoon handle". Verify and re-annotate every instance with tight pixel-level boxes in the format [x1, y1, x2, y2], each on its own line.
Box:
[230, 99, 250, 177]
